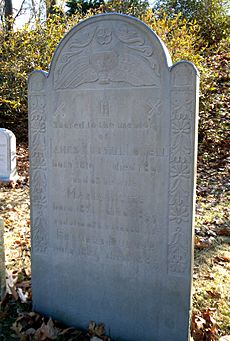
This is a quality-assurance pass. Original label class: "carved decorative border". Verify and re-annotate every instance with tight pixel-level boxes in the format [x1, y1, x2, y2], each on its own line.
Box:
[29, 85, 48, 254]
[168, 65, 196, 274]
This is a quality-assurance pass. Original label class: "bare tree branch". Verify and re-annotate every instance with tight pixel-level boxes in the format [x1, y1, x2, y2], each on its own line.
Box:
[14, 0, 27, 20]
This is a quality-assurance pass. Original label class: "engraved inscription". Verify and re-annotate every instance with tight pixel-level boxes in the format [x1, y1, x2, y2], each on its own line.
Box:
[49, 88, 167, 272]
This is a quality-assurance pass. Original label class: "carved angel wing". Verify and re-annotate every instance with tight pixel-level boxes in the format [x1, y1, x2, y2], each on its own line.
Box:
[109, 53, 160, 87]
[54, 56, 98, 89]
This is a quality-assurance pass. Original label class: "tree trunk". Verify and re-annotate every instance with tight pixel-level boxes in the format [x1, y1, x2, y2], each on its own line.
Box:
[4, 0, 13, 30]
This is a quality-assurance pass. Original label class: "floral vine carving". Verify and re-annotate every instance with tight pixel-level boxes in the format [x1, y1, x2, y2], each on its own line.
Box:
[168, 228, 187, 273]
[168, 74, 195, 274]
[32, 215, 48, 253]
[29, 89, 48, 254]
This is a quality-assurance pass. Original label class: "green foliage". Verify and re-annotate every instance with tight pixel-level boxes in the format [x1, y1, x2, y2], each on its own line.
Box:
[0, 15, 80, 119]
[66, 0, 104, 15]
[143, 10, 202, 65]
[153, 0, 208, 20]
[198, 0, 230, 46]
[65, 0, 150, 17]
[198, 39, 230, 150]
[103, 0, 150, 17]
[152, 0, 230, 46]
[0, 7, 229, 158]
[153, 0, 198, 19]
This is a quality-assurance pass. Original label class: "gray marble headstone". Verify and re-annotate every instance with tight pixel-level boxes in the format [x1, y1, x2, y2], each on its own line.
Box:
[0, 128, 17, 182]
[28, 14, 199, 341]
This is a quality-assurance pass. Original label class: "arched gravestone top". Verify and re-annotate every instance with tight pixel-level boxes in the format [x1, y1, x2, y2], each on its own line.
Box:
[0, 128, 17, 182]
[28, 13, 199, 341]
[51, 13, 172, 86]
[29, 13, 199, 88]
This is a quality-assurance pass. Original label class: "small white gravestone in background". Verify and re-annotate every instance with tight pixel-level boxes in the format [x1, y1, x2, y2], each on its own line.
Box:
[29, 13, 199, 341]
[0, 128, 17, 182]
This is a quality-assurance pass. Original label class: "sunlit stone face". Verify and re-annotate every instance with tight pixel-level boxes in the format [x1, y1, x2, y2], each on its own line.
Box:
[29, 14, 199, 341]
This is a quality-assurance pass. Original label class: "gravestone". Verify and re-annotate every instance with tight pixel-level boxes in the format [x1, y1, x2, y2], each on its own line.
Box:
[0, 128, 17, 182]
[28, 14, 199, 341]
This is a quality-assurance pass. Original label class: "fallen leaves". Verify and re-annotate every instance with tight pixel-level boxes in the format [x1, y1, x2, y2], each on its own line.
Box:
[33, 318, 59, 340]
[6, 270, 18, 300]
[217, 228, 230, 237]
[194, 235, 212, 250]
[206, 290, 221, 299]
[203, 273, 215, 280]
[17, 287, 29, 303]
[10, 313, 110, 341]
[88, 321, 110, 340]
[11, 313, 61, 340]
[191, 308, 219, 340]
[1, 270, 31, 310]
[193, 242, 230, 337]
[214, 256, 230, 263]
[0, 185, 31, 280]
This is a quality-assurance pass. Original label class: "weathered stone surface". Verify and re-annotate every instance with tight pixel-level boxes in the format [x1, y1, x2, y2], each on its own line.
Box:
[0, 128, 17, 182]
[28, 14, 199, 341]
